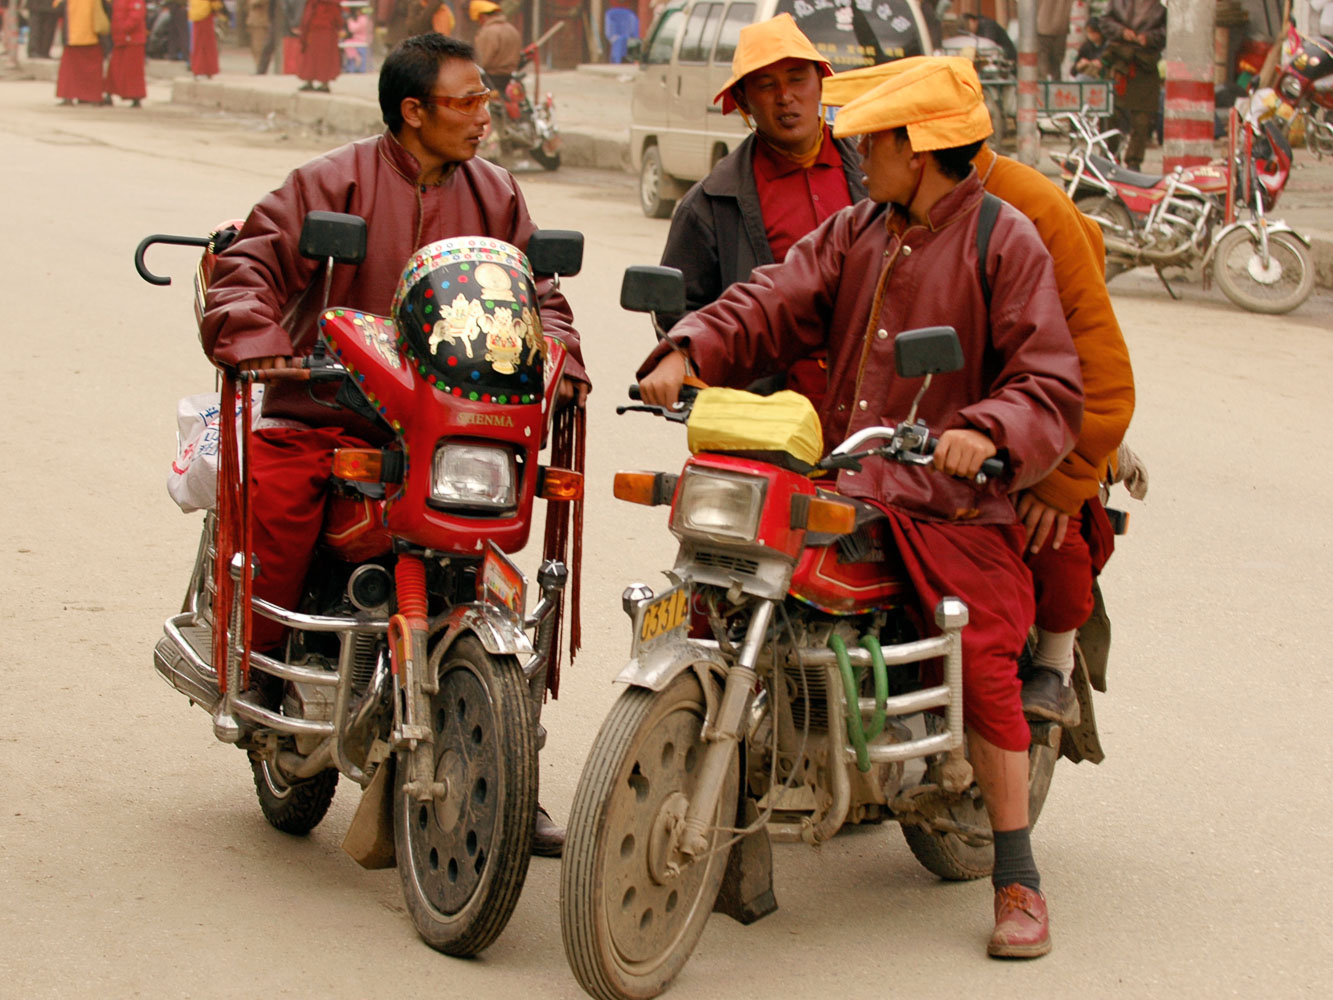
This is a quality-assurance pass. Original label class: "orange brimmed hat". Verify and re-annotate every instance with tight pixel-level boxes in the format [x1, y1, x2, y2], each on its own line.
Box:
[713, 13, 832, 115]
[830, 57, 991, 150]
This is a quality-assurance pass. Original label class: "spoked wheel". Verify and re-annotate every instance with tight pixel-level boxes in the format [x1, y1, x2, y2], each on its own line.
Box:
[1075, 193, 1135, 281]
[900, 718, 1060, 881]
[250, 756, 338, 835]
[1212, 229, 1314, 315]
[394, 634, 537, 956]
[531, 145, 562, 171]
[1305, 108, 1333, 158]
[562, 671, 738, 1000]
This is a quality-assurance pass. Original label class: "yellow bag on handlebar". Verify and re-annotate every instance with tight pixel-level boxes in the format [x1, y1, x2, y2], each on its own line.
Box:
[686, 388, 823, 470]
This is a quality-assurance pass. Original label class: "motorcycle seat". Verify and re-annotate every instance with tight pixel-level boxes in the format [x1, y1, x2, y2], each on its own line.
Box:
[1088, 155, 1165, 190]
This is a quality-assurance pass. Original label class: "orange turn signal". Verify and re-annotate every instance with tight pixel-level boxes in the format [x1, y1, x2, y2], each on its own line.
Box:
[802, 495, 858, 535]
[539, 467, 584, 501]
[613, 471, 677, 506]
[332, 448, 384, 483]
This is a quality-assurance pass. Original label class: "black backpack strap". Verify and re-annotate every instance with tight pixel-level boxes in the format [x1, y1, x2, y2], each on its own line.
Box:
[976, 192, 1002, 312]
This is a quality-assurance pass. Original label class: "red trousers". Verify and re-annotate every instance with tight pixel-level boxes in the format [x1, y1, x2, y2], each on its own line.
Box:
[246, 425, 369, 650]
[881, 508, 1034, 753]
[1026, 501, 1116, 633]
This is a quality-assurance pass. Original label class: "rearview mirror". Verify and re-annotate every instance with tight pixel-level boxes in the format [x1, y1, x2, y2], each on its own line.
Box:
[621, 265, 686, 315]
[894, 327, 963, 378]
[528, 230, 584, 277]
[299, 212, 367, 265]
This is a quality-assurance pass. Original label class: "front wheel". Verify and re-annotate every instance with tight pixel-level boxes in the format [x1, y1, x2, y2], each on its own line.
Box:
[1075, 193, 1135, 281]
[1212, 229, 1314, 315]
[531, 145, 562, 171]
[562, 671, 738, 1000]
[394, 633, 537, 956]
[639, 146, 676, 219]
[900, 719, 1060, 882]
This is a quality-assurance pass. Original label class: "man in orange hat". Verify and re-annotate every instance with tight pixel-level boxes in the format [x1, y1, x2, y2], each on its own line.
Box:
[658, 12, 866, 403]
[822, 59, 1135, 734]
[638, 57, 1083, 959]
[470, 0, 521, 95]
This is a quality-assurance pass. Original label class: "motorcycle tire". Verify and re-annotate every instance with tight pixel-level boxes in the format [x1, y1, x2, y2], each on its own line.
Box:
[394, 633, 537, 957]
[562, 671, 737, 1000]
[639, 146, 676, 220]
[1212, 229, 1314, 315]
[1074, 193, 1134, 282]
[1305, 108, 1333, 159]
[530, 146, 562, 171]
[900, 717, 1060, 882]
[250, 757, 339, 836]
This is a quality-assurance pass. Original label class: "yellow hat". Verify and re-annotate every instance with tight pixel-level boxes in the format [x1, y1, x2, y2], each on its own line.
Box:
[712, 13, 832, 115]
[831, 57, 991, 151]
[469, 0, 500, 21]
[820, 57, 935, 108]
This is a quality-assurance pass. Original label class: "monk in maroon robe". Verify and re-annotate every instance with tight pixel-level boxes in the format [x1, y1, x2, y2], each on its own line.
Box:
[299, 0, 343, 91]
[105, 0, 148, 106]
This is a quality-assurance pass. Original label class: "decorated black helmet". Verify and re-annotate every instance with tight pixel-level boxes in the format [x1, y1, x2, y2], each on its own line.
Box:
[391, 237, 546, 405]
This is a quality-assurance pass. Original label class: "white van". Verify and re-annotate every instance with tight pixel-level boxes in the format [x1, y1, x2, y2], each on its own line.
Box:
[630, 0, 940, 217]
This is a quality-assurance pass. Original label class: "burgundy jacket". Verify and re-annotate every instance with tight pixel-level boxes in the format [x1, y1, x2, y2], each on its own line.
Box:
[639, 174, 1083, 524]
[202, 131, 585, 436]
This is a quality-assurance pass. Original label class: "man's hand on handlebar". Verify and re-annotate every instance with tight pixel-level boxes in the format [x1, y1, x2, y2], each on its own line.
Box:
[237, 355, 298, 373]
[637, 349, 691, 409]
[933, 428, 997, 480]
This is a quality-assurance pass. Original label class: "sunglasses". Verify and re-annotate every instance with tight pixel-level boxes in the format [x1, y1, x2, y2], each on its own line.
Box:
[422, 89, 496, 115]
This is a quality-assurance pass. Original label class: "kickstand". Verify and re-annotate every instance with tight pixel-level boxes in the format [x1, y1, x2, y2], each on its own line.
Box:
[1153, 266, 1181, 299]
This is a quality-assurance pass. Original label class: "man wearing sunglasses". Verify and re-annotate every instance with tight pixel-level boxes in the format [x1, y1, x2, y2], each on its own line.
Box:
[199, 32, 588, 858]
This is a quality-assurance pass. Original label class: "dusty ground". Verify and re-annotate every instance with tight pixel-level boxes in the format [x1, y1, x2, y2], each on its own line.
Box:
[1, 76, 1330, 999]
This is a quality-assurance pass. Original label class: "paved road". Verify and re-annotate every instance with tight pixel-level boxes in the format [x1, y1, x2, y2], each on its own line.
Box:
[1, 77, 1330, 999]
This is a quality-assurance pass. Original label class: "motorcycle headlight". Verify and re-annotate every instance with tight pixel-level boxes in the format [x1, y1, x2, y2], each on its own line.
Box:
[1279, 76, 1302, 102]
[430, 443, 517, 511]
[670, 467, 765, 544]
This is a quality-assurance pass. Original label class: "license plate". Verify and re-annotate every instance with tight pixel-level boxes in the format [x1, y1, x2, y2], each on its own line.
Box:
[635, 584, 691, 652]
[479, 541, 526, 618]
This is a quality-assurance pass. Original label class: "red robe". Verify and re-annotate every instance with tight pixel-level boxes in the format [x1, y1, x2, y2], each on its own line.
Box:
[56, 45, 105, 102]
[105, 0, 148, 100]
[190, 13, 220, 77]
[300, 0, 343, 84]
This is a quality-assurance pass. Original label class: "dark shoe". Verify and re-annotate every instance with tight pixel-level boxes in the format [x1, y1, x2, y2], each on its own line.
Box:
[533, 804, 564, 857]
[299, 81, 315, 91]
[131, 99, 142, 108]
[1022, 667, 1080, 728]
[988, 883, 1051, 958]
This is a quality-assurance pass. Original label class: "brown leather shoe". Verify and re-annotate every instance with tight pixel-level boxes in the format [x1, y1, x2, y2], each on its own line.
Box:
[988, 883, 1052, 958]
[533, 804, 564, 858]
[1022, 667, 1080, 728]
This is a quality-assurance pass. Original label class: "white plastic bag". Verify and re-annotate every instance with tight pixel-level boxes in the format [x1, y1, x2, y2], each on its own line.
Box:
[167, 385, 265, 513]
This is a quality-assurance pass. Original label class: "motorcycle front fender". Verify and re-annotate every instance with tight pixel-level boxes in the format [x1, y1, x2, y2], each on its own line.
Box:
[431, 602, 534, 661]
[613, 634, 727, 691]
[1202, 218, 1310, 272]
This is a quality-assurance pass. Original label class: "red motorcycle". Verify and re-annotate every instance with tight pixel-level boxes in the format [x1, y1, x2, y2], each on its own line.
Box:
[136, 213, 584, 956]
[1264, 22, 1333, 158]
[558, 269, 1113, 1000]
[1051, 105, 1314, 314]
[482, 40, 562, 171]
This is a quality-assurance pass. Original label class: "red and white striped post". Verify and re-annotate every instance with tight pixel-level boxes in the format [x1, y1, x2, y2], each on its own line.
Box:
[1162, 0, 1217, 173]
[1016, 0, 1040, 166]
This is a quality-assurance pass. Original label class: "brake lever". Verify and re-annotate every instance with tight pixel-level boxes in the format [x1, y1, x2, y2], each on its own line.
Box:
[615, 402, 691, 424]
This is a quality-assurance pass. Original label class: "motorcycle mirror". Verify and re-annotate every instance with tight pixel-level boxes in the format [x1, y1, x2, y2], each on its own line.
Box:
[621, 265, 686, 315]
[894, 327, 964, 378]
[528, 229, 584, 277]
[298, 212, 368, 265]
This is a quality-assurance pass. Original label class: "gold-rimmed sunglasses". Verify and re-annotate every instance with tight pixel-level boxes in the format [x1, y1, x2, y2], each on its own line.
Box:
[421, 89, 496, 115]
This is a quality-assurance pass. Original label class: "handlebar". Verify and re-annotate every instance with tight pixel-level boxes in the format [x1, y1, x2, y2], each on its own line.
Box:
[236, 356, 347, 384]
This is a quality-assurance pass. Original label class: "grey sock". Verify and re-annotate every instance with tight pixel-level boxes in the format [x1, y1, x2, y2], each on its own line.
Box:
[992, 826, 1041, 893]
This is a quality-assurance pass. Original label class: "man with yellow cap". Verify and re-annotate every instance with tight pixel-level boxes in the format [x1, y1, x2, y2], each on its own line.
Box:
[470, 0, 521, 95]
[658, 13, 866, 402]
[638, 57, 1083, 959]
[823, 59, 1136, 739]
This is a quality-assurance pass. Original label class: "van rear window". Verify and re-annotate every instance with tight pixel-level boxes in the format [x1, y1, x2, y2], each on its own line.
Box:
[777, 0, 925, 70]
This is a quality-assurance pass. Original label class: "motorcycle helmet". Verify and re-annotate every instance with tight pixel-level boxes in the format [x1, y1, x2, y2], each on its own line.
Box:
[391, 237, 546, 405]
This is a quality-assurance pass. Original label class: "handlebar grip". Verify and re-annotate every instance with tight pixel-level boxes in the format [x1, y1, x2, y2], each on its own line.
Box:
[926, 435, 1008, 480]
[628, 383, 641, 401]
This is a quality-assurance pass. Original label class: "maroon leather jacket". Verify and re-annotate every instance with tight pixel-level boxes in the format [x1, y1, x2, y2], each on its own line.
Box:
[202, 130, 585, 437]
[639, 174, 1083, 524]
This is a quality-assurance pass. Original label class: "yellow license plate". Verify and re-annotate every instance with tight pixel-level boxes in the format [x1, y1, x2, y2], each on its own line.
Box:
[637, 585, 691, 648]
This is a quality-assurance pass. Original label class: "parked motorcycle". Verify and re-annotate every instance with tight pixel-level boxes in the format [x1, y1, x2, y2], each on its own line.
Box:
[1051, 105, 1314, 314]
[1261, 22, 1333, 159]
[137, 214, 585, 956]
[559, 270, 1113, 1000]
[482, 42, 562, 171]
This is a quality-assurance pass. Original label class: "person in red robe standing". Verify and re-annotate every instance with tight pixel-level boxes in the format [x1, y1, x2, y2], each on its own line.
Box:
[54, 0, 108, 105]
[105, 0, 149, 106]
[188, 0, 221, 79]
[299, 0, 343, 92]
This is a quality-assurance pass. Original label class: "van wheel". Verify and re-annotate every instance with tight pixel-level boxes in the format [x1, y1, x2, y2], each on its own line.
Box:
[640, 146, 675, 219]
